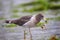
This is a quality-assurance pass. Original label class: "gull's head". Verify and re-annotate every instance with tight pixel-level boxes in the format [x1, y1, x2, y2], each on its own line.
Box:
[36, 13, 44, 20]
[35, 13, 44, 24]
[29, 13, 44, 24]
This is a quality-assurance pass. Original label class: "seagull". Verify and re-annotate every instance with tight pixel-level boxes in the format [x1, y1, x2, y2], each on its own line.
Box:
[5, 13, 44, 40]
[5, 13, 44, 27]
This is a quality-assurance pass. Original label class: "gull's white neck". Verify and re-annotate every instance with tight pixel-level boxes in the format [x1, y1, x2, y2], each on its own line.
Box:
[30, 14, 36, 22]
[23, 14, 37, 27]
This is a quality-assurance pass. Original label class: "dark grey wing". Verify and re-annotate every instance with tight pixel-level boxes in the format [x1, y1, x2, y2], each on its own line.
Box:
[16, 15, 32, 26]
[5, 15, 32, 26]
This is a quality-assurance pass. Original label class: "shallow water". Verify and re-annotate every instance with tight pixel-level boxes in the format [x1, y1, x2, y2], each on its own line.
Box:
[0, 20, 60, 40]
